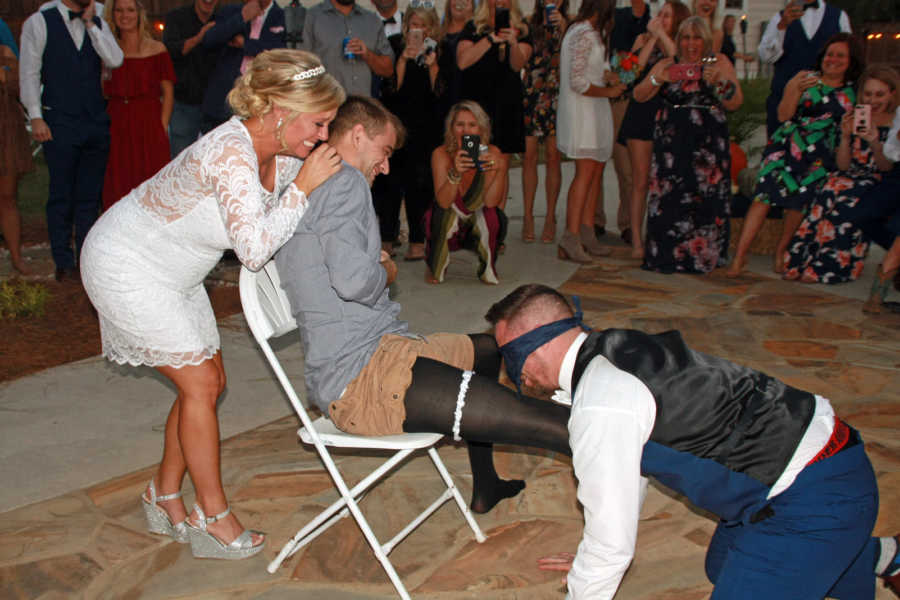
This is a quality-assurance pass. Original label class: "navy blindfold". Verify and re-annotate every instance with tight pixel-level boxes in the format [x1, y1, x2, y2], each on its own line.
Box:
[498, 296, 588, 394]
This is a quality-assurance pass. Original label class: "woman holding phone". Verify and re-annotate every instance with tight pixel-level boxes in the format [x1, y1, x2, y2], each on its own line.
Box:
[633, 16, 742, 273]
[456, 0, 532, 211]
[727, 33, 861, 277]
[390, 5, 443, 261]
[520, 0, 568, 244]
[426, 101, 507, 284]
[783, 66, 898, 284]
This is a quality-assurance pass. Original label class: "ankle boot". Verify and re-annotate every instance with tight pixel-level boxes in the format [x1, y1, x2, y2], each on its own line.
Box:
[579, 224, 612, 257]
[558, 230, 593, 264]
[863, 265, 900, 314]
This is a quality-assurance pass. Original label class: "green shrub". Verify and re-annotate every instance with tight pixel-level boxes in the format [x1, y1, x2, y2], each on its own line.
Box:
[0, 279, 50, 319]
[728, 78, 770, 147]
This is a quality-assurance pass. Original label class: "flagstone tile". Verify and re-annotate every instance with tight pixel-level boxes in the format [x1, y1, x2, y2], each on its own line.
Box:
[0, 494, 102, 564]
[415, 520, 583, 593]
[0, 552, 103, 599]
[762, 340, 839, 359]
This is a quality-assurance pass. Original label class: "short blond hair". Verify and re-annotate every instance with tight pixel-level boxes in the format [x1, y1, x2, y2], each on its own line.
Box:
[404, 6, 441, 41]
[858, 66, 900, 114]
[227, 50, 346, 121]
[442, 100, 491, 155]
[676, 16, 713, 59]
[329, 95, 407, 149]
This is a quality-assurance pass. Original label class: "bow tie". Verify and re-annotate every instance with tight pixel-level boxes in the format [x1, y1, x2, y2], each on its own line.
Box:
[383, 16, 396, 24]
[69, 9, 84, 20]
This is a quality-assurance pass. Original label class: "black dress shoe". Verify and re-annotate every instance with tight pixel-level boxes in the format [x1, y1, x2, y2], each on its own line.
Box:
[593, 225, 606, 238]
[621, 228, 633, 245]
[55, 267, 77, 282]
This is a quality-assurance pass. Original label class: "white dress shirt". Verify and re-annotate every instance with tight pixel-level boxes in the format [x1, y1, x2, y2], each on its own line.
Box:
[758, 1, 851, 65]
[19, 1, 124, 120]
[558, 332, 834, 599]
[884, 107, 900, 163]
[381, 7, 402, 39]
[561, 332, 656, 600]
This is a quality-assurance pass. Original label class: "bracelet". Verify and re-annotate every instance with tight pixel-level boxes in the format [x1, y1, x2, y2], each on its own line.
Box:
[446, 168, 462, 185]
[716, 79, 737, 101]
[650, 73, 662, 87]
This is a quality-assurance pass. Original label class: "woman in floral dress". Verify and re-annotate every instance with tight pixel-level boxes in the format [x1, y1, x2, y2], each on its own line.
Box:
[784, 67, 898, 283]
[520, 0, 568, 243]
[632, 17, 742, 273]
[727, 33, 862, 277]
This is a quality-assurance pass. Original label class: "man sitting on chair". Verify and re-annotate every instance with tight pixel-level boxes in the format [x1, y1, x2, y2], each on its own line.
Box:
[273, 95, 572, 513]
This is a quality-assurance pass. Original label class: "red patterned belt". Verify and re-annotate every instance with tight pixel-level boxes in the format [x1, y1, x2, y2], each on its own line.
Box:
[806, 417, 851, 467]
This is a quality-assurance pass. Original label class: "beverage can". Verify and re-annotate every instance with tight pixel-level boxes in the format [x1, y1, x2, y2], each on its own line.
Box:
[342, 37, 355, 60]
[545, 3, 556, 20]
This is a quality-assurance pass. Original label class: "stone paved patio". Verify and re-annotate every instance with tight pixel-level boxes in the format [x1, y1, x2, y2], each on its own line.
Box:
[1, 249, 898, 599]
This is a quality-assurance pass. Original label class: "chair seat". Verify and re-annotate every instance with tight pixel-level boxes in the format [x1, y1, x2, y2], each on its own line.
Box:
[299, 416, 444, 450]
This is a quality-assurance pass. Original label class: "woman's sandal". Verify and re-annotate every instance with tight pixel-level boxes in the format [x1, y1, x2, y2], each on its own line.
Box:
[522, 217, 535, 243]
[141, 479, 189, 543]
[541, 217, 556, 244]
[186, 504, 265, 560]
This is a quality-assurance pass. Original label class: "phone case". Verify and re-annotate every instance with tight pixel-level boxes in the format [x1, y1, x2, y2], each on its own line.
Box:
[495, 8, 510, 31]
[462, 135, 480, 162]
[853, 105, 871, 134]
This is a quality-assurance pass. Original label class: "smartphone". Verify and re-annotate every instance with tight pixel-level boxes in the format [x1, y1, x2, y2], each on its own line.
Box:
[494, 7, 510, 31]
[407, 28, 424, 50]
[461, 134, 481, 165]
[668, 63, 701, 81]
[853, 104, 871, 135]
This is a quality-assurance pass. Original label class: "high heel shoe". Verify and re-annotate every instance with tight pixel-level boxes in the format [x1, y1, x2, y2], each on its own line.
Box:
[186, 503, 265, 560]
[142, 479, 189, 544]
[557, 230, 593, 264]
[579, 225, 612, 257]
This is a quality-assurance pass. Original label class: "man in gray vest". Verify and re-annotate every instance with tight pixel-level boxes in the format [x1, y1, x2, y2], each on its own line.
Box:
[486, 283, 900, 600]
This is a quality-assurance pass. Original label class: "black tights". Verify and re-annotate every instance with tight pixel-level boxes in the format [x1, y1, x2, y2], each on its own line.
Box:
[402, 334, 571, 512]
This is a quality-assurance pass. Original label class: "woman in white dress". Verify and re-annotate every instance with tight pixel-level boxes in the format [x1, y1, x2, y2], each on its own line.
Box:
[556, 0, 626, 263]
[80, 50, 344, 560]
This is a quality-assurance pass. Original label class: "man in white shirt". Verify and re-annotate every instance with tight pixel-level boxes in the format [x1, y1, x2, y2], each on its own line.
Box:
[19, 0, 123, 281]
[757, 0, 850, 136]
[485, 283, 900, 599]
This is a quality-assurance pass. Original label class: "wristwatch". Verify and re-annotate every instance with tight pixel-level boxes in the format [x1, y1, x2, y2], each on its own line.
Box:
[650, 73, 662, 87]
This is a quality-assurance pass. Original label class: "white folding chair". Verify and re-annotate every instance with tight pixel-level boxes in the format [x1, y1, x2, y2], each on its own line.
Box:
[239, 261, 486, 599]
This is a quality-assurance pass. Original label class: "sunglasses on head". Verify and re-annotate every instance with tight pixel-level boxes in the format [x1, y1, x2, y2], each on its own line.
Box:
[409, 0, 435, 8]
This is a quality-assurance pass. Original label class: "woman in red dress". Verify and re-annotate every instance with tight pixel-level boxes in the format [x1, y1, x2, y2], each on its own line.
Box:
[102, 0, 175, 211]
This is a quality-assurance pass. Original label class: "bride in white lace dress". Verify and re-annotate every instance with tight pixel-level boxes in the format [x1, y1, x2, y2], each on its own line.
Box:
[80, 50, 345, 559]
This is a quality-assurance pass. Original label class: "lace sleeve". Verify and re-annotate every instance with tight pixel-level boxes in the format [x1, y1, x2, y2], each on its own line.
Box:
[568, 24, 595, 94]
[205, 139, 309, 271]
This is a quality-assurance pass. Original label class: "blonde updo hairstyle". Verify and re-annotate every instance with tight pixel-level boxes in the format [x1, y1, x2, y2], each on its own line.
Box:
[227, 50, 346, 148]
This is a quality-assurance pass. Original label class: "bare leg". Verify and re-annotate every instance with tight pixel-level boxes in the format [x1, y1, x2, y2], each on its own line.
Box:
[521, 137, 538, 242]
[156, 353, 263, 547]
[627, 139, 652, 259]
[0, 174, 28, 274]
[566, 159, 601, 235]
[543, 137, 562, 243]
[727, 201, 771, 277]
[774, 209, 804, 274]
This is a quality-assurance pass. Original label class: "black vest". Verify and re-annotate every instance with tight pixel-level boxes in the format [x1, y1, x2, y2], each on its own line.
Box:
[571, 329, 816, 521]
[40, 7, 108, 122]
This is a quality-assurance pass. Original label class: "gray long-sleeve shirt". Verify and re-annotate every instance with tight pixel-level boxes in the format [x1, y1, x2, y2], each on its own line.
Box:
[274, 164, 407, 413]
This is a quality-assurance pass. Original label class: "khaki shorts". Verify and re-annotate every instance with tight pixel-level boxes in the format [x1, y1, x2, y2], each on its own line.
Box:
[329, 333, 474, 436]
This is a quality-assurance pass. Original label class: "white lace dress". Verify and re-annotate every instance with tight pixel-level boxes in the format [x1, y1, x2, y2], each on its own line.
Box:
[81, 117, 307, 368]
[556, 21, 614, 162]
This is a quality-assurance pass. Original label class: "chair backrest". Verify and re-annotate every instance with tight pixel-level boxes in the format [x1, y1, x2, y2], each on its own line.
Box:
[239, 261, 319, 436]
[239, 261, 297, 341]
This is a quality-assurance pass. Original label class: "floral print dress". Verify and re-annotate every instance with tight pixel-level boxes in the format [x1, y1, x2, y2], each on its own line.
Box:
[643, 77, 731, 274]
[783, 126, 890, 283]
[753, 83, 855, 211]
[522, 20, 563, 138]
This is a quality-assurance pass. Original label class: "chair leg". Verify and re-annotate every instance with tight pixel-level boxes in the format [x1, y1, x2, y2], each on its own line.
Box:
[428, 448, 487, 543]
